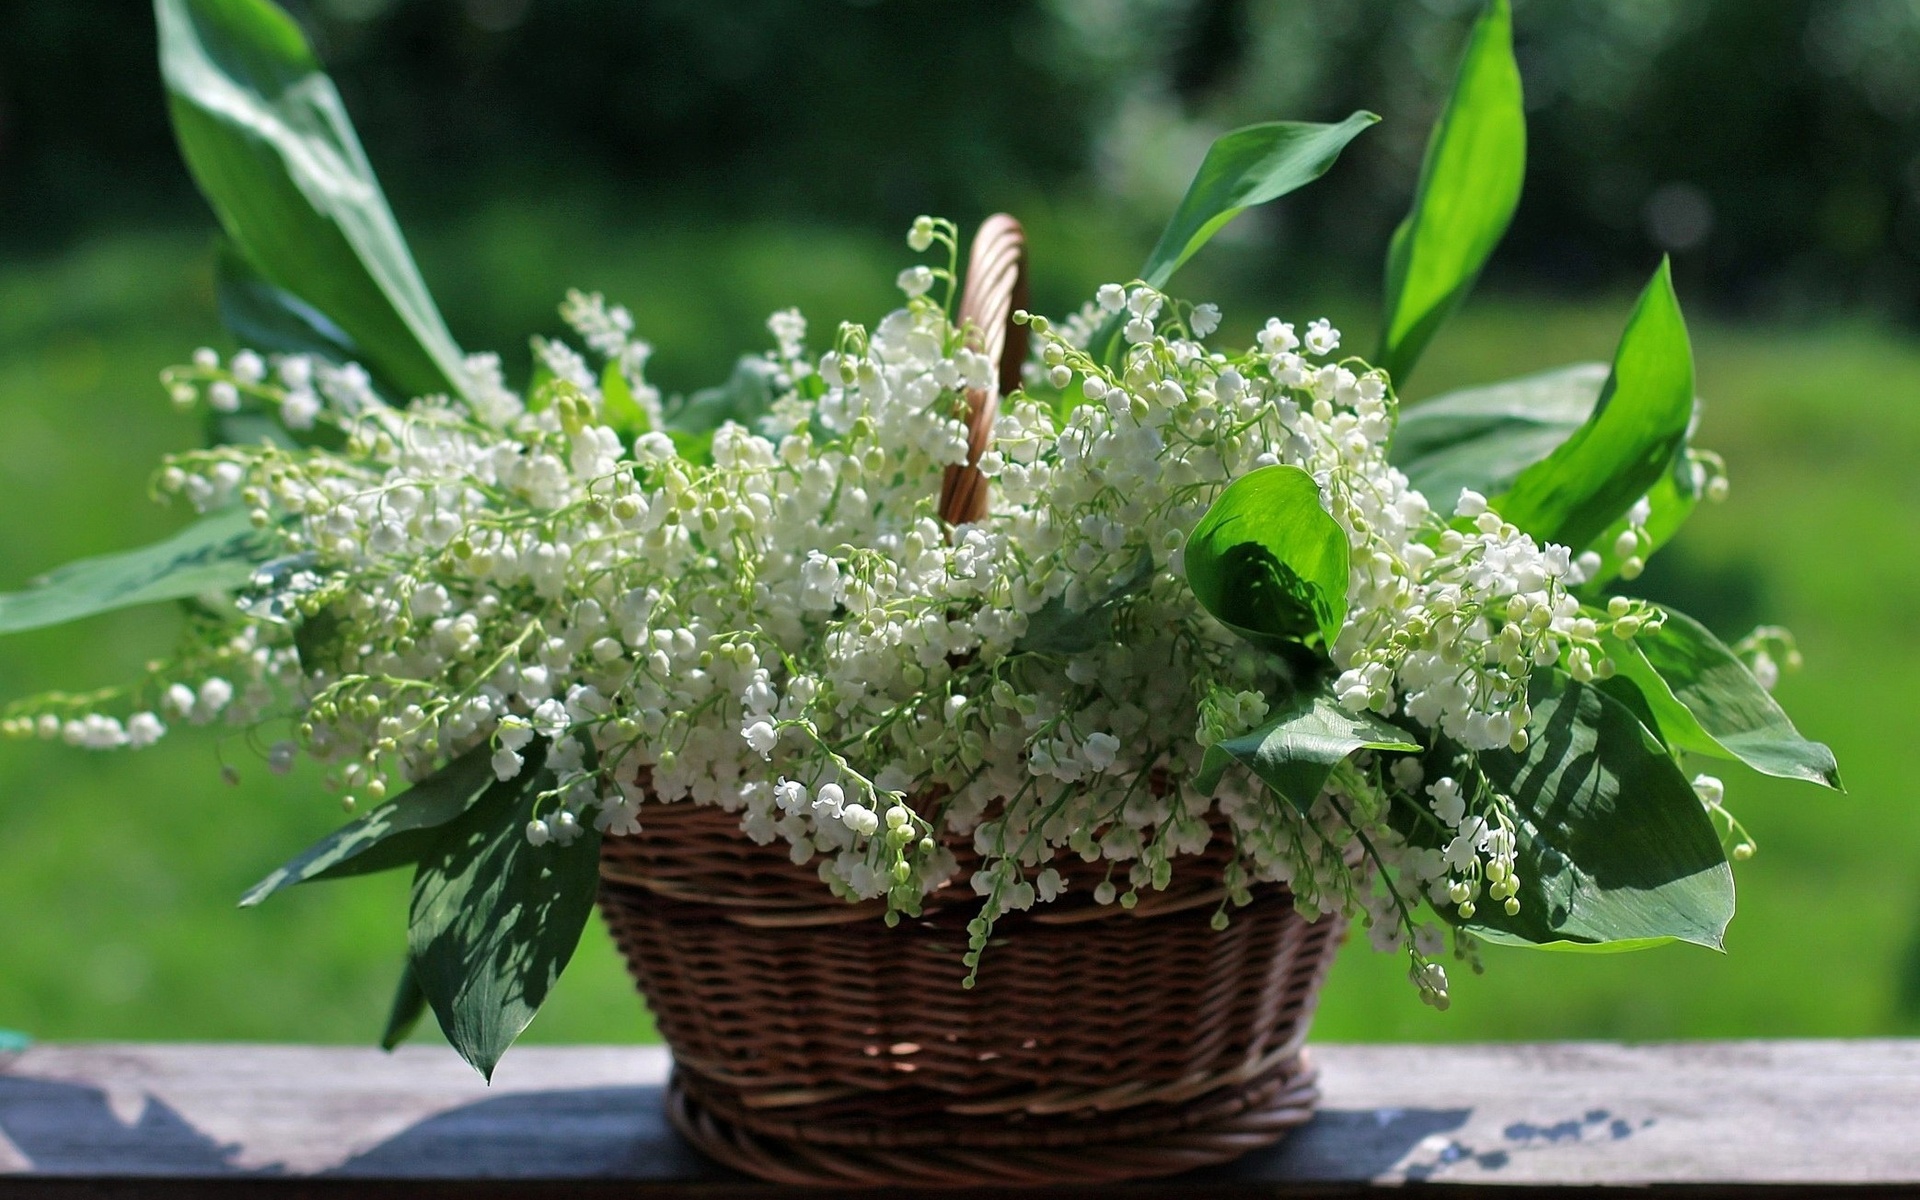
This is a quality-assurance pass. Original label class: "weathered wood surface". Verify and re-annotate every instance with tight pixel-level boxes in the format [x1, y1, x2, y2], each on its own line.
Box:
[2, 1040, 1917, 1196]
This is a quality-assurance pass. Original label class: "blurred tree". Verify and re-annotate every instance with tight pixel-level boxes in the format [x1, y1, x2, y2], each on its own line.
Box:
[0, 0, 1097, 243]
[3, 0, 1920, 318]
[0, 6, 191, 240]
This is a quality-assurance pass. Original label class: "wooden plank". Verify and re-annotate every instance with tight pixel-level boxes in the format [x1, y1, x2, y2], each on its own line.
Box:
[1261, 1041, 1920, 1187]
[0, 1040, 1916, 1195]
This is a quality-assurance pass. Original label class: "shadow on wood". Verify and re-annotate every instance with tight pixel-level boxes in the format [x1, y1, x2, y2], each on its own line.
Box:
[2, 1041, 1918, 1195]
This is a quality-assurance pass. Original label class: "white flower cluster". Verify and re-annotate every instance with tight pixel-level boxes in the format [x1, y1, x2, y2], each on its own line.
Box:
[1331, 483, 1612, 755]
[1, 220, 1717, 1007]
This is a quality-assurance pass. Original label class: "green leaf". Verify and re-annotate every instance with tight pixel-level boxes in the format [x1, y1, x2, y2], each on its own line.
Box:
[1581, 442, 1703, 590]
[379, 960, 428, 1051]
[1185, 465, 1350, 647]
[1016, 548, 1154, 655]
[157, 0, 465, 400]
[209, 245, 355, 450]
[0, 508, 269, 635]
[600, 361, 650, 440]
[663, 355, 781, 450]
[1607, 609, 1841, 789]
[1378, 0, 1526, 386]
[1142, 111, 1380, 289]
[1461, 673, 1734, 951]
[408, 761, 603, 1080]
[1390, 363, 1605, 513]
[1514, 935, 1689, 956]
[1088, 112, 1377, 365]
[1389, 361, 1706, 590]
[214, 239, 355, 366]
[238, 744, 495, 906]
[1197, 690, 1417, 805]
[205, 408, 295, 450]
[667, 428, 716, 465]
[523, 360, 557, 412]
[1493, 259, 1695, 552]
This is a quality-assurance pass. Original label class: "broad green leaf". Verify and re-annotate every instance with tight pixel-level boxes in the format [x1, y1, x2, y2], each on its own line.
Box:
[1090, 112, 1377, 364]
[214, 239, 355, 366]
[523, 360, 557, 412]
[1390, 362, 1606, 512]
[1197, 690, 1417, 805]
[1016, 548, 1154, 655]
[1462, 673, 1734, 951]
[210, 246, 354, 449]
[1581, 443, 1703, 590]
[1493, 259, 1695, 552]
[1186, 465, 1349, 647]
[1378, 0, 1525, 386]
[408, 762, 603, 1080]
[0, 508, 268, 635]
[1607, 609, 1841, 789]
[665, 356, 780, 436]
[239, 744, 495, 906]
[1143, 111, 1380, 289]
[380, 960, 428, 1051]
[157, 0, 466, 400]
[667, 428, 716, 465]
[600, 361, 651, 440]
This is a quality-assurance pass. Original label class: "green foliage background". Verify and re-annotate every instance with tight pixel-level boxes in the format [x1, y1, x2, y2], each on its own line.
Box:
[10, 0, 1920, 317]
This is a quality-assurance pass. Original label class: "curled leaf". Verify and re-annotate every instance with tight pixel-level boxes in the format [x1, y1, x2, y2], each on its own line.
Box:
[1390, 362, 1606, 513]
[1185, 465, 1349, 648]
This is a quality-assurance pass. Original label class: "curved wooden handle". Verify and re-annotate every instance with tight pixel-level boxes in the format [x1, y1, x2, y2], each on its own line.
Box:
[939, 214, 1029, 527]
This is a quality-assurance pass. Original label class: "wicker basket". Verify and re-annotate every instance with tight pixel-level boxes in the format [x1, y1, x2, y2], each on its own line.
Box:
[596, 217, 1348, 1188]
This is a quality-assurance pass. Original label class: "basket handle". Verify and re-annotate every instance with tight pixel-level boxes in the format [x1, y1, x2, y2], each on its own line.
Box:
[938, 214, 1029, 527]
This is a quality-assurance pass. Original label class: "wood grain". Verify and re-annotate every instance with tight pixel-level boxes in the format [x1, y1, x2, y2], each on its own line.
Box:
[2, 1040, 1917, 1195]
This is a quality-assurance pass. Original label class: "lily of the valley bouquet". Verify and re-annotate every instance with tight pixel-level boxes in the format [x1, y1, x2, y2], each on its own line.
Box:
[2, 0, 1839, 1078]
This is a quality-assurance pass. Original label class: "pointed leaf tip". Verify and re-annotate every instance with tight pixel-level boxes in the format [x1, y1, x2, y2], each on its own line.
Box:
[239, 745, 494, 907]
[407, 753, 601, 1081]
[1607, 608, 1842, 791]
[1492, 260, 1695, 552]
[379, 960, 429, 1052]
[1378, 0, 1525, 386]
[1142, 110, 1377, 289]
[0, 507, 269, 637]
[157, 0, 466, 400]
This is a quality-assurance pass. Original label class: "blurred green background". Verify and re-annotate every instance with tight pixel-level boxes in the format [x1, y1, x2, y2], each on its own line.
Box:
[2, 0, 1917, 1047]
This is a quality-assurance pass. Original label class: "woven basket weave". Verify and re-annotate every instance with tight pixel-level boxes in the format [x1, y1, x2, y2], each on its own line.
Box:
[597, 217, 1347, 1187]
